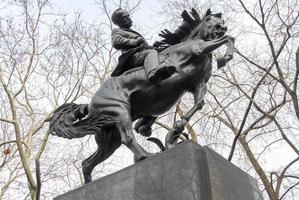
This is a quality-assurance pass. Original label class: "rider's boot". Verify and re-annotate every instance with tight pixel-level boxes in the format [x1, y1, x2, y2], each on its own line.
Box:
[147, 65, 176, 84]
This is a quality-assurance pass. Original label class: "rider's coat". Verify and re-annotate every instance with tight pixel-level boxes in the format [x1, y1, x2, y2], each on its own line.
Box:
[111, 28, 154, 76]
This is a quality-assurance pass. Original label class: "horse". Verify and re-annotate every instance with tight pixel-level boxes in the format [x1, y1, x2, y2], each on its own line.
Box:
[49, 8, 235, 184]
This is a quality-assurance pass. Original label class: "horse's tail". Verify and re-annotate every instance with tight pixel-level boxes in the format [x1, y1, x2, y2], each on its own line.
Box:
[48, 103, 118, 139]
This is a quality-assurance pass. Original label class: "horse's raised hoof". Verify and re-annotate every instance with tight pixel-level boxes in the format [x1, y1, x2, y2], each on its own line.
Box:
[217, 56, 226, 69]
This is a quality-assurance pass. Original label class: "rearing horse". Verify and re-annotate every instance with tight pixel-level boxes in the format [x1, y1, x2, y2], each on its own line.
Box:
[49, 8, 235, 183]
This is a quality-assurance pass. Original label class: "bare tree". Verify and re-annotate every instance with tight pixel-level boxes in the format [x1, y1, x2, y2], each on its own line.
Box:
[156, 0, 299, 199]
[0, 0, 115, 199]
[0, 0, 145, 199]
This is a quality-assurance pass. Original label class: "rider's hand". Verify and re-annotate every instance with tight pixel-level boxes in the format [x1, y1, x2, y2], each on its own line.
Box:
[136, 37, 145, 45]
[136, 43, 146, 51]
[153, 41, 162, 48]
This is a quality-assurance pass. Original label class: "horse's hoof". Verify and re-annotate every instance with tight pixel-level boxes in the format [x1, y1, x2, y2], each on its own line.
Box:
[83, 174, 92, 184]
[137, 126, 152, 137]
[217, 56, 226, 69]
[133, 152, 156, 163]
[174, 120, 186, 133]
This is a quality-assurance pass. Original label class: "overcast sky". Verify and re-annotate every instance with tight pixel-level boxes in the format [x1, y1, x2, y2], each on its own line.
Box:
[51, 0, 165, 41]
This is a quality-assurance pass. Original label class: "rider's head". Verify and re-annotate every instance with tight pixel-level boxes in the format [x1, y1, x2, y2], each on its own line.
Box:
[111, 8, 132, 29]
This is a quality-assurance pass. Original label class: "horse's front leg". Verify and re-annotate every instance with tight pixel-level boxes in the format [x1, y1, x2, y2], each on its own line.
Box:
[216, 35, 235, 68]
[176, 80, 207, 131]
[193, 35, 235, 68]
[165, 80, 208, 148]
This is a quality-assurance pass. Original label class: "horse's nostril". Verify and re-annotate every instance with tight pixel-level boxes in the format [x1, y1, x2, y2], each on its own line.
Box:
[215, 24, 221, 29]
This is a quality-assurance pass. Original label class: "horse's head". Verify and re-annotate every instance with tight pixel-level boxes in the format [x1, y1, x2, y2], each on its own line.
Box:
[158, 8, 228, 46]
[188, 9, 227, 41]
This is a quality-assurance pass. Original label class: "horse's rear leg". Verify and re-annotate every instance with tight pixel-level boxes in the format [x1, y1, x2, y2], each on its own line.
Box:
[82, 130, 121, 183]
[117, 111, 152, 161]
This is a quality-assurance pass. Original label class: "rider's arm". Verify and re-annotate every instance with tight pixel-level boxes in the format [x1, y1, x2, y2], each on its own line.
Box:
[111, 30, 142, 50]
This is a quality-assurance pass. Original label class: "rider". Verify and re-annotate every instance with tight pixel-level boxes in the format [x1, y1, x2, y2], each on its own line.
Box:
[111, 8, 174, 83]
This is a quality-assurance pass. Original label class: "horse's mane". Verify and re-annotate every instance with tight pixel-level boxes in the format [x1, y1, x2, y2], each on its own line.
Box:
[158, 8, 201, 45]
[158, 8, 222, 46]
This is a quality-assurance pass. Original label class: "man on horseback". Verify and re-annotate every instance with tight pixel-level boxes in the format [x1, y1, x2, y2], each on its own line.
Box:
[50, 8, 235, 184]
[111, 8, 174, 83]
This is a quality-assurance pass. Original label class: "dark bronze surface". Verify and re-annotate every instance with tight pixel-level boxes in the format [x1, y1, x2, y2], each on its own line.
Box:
[49, 8, 235, 184]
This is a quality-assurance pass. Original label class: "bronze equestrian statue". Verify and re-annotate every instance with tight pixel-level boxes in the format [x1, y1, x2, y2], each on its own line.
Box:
[49, 8, 235, 184]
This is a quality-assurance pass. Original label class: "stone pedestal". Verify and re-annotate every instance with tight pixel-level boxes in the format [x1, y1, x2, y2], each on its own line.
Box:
[54, 141, 263, 200]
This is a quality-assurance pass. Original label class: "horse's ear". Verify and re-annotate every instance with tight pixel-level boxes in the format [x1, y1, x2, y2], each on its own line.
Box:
[205, 8, 211, 16]
[181, 10, 196, 27]
[191, 8, 201, 23]
[214, 13, 222, 18]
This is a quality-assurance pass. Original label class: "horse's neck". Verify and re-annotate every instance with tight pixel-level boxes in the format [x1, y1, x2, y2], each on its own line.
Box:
[160, 38, 205, 69]
[161, 39, 195, 54]
[160, 39, 212, 84]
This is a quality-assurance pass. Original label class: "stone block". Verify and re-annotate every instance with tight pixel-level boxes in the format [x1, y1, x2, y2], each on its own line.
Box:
[55, 141, 263, 200]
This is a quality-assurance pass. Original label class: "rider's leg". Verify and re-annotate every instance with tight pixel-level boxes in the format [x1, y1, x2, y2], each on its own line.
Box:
[131, 49, 175, 83]
[143, 49, 159, 75]
[144, 49, 175, 83]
